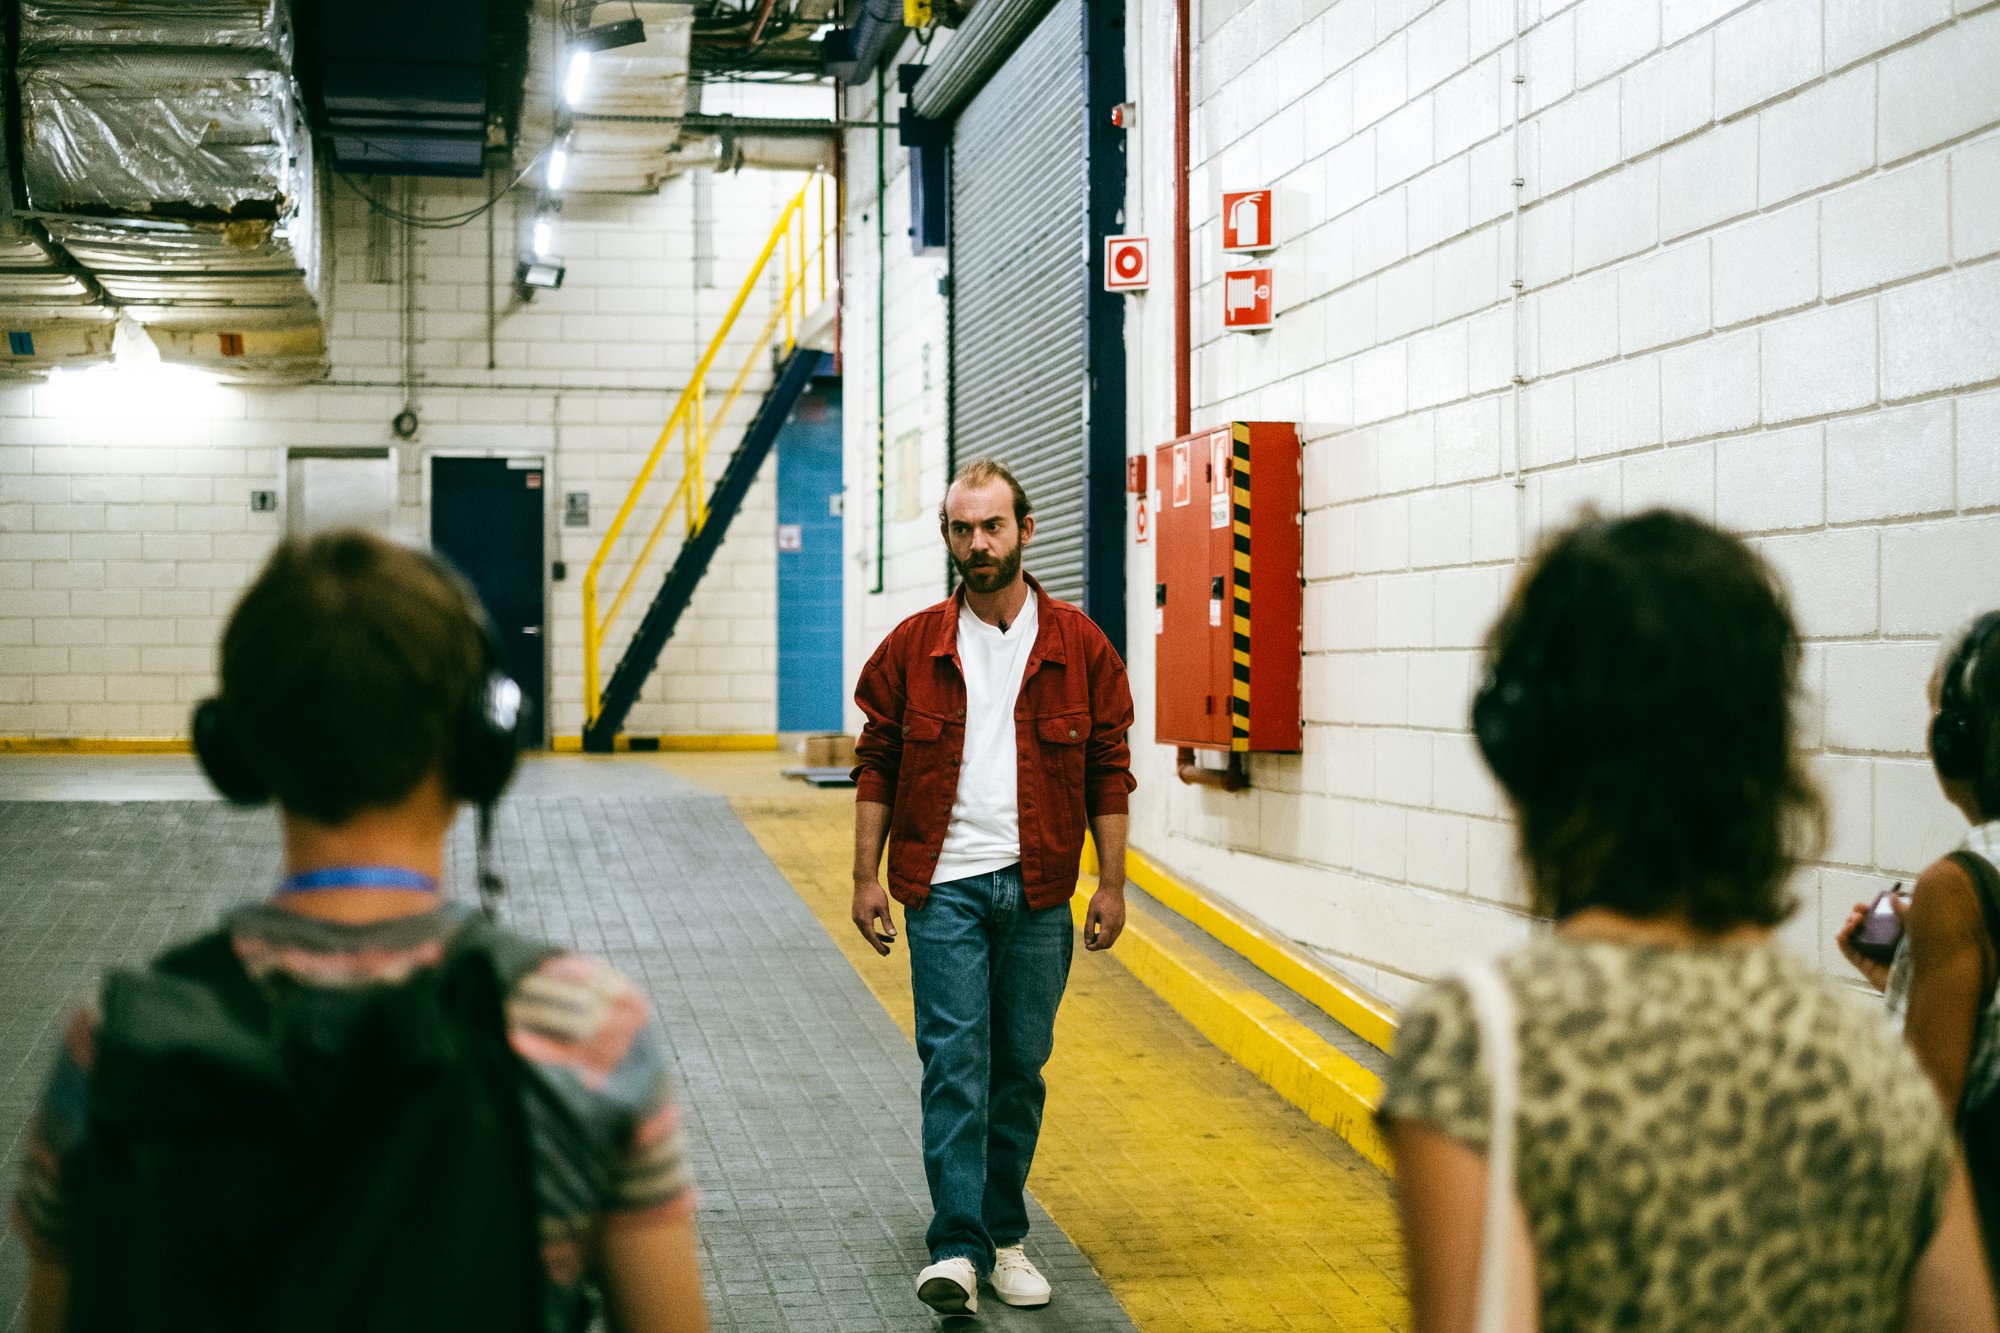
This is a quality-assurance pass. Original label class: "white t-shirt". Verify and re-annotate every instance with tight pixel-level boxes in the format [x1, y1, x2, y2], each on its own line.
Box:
[930, 594, 1039, 885]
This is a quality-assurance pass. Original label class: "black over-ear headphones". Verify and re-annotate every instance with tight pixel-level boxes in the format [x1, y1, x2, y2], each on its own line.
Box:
[191, 548, 524, 810]
[1931, 611, 2000, 783]
[1471, 654, 1552, 796]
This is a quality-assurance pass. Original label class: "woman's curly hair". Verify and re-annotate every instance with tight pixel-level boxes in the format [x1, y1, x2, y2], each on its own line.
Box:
[1478, 509, 1826, 930]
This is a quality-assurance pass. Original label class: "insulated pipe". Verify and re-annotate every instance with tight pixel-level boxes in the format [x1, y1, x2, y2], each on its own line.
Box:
[1178, 751, 1249, 791]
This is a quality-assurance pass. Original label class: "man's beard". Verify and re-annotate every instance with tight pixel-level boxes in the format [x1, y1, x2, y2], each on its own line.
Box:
[953, 542, 1021, 594]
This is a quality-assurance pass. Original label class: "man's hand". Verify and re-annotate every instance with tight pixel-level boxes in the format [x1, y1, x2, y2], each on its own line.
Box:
[1084, 884, 1125, 951]
[852, 880, 897, 956]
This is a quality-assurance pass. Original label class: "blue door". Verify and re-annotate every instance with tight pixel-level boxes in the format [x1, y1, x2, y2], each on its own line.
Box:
[776, 378, 843, 733]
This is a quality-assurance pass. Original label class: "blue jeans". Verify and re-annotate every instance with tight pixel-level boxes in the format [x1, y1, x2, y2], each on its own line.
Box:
[905, 864, 1074, 1275]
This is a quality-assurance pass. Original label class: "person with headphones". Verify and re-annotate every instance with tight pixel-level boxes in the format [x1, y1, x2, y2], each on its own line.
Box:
[1380, 510, 1994, 1333]
[12, 530, 707, 1333]
[1840, 611, 2000, 1286]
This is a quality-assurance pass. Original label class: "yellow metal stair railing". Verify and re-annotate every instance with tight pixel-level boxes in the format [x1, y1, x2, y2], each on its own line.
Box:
[582, 171, 838, 727]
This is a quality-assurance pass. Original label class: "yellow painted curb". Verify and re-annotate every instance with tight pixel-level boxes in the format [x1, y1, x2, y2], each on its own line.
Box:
[0, 737, 191, 754]
[1125, 847, 1399, 1054]
[550, 733, 779, 753]
[1074, 882, 1394, 1174]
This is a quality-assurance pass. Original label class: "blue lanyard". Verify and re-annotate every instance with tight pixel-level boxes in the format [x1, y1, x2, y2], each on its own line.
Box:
[277, 866, 440, 895]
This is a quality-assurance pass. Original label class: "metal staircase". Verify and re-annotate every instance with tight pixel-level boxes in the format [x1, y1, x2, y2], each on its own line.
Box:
[581, 174, 837, 753]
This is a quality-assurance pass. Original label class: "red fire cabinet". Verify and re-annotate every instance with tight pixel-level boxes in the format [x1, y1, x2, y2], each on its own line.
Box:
[1153, 421, 1302, 752]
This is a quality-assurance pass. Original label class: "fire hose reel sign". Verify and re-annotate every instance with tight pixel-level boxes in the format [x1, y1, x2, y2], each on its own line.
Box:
[1223, 266, 1274, 332]
[1105, 236, 1150, 291]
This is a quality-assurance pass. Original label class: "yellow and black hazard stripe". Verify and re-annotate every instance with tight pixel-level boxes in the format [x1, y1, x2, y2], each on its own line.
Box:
[1230, 422, 1252, 752]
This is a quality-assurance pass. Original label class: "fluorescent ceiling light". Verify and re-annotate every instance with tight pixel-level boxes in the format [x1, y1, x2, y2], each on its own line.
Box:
[546, 145, 569, 191]
[564, 49, 592, 106]
[533, 218, 554, 258]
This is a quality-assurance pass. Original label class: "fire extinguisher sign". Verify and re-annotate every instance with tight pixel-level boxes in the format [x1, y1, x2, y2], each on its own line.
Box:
[1171, 442, 1192, 507]
[1221, 189, 1276, 253]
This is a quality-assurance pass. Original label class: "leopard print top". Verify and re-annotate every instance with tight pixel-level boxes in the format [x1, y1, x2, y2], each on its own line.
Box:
[1381, 935, 1953, 1332]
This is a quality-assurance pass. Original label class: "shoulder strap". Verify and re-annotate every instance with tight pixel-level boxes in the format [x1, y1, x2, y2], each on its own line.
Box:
[150, 928, 269, 1026]
[442, 915, 556, 993]
[1949, 851, 2000, 948]
[1451, 959, 1519, 1333]
[1948, 851, 2000, 1000]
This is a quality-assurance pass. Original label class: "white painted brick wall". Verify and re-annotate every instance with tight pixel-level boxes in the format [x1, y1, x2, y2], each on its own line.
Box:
[0, 160, 811, 742]
[1086, 0, 2000, 997]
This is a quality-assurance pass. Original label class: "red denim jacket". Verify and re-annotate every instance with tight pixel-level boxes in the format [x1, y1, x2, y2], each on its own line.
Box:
[853, 576, 1136, 911]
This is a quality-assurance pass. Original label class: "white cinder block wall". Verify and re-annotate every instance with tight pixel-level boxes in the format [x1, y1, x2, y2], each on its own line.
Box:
[0, 167, 808, 744]
[842, 0, 2000, 1004]
[1135, 0, 2000, 1003]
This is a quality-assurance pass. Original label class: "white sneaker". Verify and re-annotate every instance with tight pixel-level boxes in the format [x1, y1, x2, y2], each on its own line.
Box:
[916, 1256, 979, 1315]
[988, 1244, 1052, 1308]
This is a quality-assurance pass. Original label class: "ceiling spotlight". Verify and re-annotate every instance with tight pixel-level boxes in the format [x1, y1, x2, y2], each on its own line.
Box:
[546, 144, 569, 191]
[533, 217, 554, 258]
[572, 16, 646, 50]
[564, 49, 592, 106]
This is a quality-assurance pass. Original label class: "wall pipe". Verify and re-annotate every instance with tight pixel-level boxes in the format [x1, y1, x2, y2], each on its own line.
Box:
[1168, 0, 1248, 792]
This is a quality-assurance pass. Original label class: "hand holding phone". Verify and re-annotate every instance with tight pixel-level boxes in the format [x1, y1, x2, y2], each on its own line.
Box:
[1849, 883, 1908, 965]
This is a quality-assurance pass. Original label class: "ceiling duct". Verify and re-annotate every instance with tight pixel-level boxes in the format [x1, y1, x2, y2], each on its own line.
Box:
[565, 3, 696, 193]
[824, 0, 900, 85]
[0, 221, 117, 377]
[17, 0, 290, 58]
[908, 0, 1056, 120]
[1, 0, 327, 383]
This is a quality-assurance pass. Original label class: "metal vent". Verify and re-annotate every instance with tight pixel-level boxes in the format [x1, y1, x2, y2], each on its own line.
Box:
[949, 0, 1086, 603]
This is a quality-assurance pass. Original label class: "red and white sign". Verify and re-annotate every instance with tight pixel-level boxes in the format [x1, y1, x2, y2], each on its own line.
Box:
[1222, 189, 1275, 252]
[1134, 491, 1150, 544]
[1171, 442, 1192, 507]
[1210, 430, 1232, 529]
[1105, 236, 1150, 291]
[1222, 266, 1274, 332]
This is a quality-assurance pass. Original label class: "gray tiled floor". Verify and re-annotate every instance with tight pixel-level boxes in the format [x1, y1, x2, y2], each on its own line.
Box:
[0, 761, 1135, 1332]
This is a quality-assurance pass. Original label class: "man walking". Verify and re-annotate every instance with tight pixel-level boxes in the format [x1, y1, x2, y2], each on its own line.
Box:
[851, 459, 1135, 1317]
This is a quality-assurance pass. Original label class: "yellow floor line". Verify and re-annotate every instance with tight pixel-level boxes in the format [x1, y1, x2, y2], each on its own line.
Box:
[660, 753, 1407, 1333]
[1080, 887, 1391, 1173]
[1124, 848, 1399, 1055]
[549, 733, 778, 753]
[0, 737, 191, 753]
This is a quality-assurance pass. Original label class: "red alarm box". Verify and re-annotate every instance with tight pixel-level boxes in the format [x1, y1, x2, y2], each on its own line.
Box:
[1153, 421, 1302, 752]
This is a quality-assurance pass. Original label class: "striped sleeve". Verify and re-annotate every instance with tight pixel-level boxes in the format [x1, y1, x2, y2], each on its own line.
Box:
[506, 954, 691, 1221]
[11, 1007, 99, 1259]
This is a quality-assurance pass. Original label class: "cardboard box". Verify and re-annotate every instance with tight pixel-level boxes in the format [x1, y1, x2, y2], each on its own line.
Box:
[802, 733, 857, 768]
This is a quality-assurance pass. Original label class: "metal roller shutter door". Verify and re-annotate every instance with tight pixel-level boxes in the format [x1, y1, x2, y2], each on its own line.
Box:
[950, 0, 1087, 604]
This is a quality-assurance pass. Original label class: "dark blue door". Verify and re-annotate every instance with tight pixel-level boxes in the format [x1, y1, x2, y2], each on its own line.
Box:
[430, 456, 547, 746]
[776, 380, 843, 733]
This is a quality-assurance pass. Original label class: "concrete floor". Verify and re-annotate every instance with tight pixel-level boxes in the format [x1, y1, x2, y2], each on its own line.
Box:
[0, 755, 1135, 1333]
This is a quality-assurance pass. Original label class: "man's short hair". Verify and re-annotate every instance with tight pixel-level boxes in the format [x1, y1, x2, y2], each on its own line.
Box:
[939, 458, 1032, 526]
[219, 529, 490, 825]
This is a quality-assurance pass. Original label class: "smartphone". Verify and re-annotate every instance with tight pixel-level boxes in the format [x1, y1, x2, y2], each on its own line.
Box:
[1851, 884, 1907, 964]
